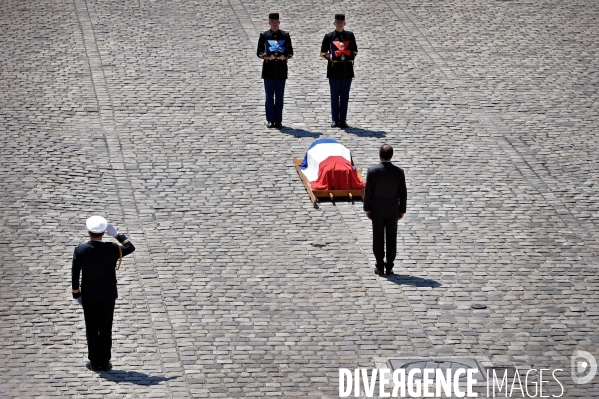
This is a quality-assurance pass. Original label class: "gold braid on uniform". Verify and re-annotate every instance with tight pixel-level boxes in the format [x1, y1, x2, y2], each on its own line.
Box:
[120, 238, 130, 245]
[320, 52, 328, 60]
[72, 289, 80, 293]
[117, 244, 123, 270]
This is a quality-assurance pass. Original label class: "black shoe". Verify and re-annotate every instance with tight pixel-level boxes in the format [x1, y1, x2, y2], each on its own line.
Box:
[374, 265, 384, 275]
[86, 361, 101, 371]
[274, 122, 283, 129]
[339, 121, 349, 128]
[86, 361, 112, 371]
[331, 121, 339, 128]
[385, 262, 394, 275]
[267, 121, 275, 128]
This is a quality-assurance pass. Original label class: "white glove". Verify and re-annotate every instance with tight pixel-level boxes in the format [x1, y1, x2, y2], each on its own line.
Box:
[105, 224, 118, 237]
[75, 297, 83, 306]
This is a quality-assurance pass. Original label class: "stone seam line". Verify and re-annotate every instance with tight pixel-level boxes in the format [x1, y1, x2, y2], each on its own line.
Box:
[384, 0, 599, 260]
[229, 0, 438, 356]
[73, 0, 193, 396]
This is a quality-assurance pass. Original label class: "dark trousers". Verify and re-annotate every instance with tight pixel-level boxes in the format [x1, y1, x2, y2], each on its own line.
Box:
[264, 79, 286, 123]
[83, 300, 115, 369]
[372, 218, 398, 269]
[329, 78, 352, 122]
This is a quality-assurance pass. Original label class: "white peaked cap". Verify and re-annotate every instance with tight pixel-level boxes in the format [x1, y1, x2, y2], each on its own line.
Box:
[86, 215, 108, 233]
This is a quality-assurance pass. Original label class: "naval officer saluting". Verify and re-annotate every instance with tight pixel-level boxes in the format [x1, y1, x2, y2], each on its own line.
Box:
[72, 215, 135, 371]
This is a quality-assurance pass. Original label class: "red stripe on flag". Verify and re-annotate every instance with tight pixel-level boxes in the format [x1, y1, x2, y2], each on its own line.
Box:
[310, 156, 365, 190]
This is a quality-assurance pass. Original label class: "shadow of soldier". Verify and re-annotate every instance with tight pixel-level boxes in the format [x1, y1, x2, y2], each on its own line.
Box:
[97, 370, 178, 386]
[279, 127, 323, 138]
[384, 275, 442, 288]
[341, 126, 387, 138]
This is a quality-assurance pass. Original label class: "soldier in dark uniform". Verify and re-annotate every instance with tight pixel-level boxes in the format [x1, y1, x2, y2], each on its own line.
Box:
[72, 215, 135, 371]
[257, 12, 294, 129]
[321, 13, 358, 128]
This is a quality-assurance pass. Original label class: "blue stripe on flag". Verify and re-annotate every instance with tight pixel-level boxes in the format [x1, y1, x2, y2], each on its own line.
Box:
[300, 138, 339, 169]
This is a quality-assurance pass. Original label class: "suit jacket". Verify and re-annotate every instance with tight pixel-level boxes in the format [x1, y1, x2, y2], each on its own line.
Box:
[363, 162, 407, 218]
[257, 29, 294, 80]
[72, 234, 135, 303]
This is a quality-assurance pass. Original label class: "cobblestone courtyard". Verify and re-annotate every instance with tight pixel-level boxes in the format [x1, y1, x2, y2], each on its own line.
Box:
[1, 0, 598, 397]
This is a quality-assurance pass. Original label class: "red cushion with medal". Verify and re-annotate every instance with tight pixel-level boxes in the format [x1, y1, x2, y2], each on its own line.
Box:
[330, 40, 353, 61]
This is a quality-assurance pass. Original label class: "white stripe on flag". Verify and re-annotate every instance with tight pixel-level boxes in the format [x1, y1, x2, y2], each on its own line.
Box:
[302, 143, 352, 181]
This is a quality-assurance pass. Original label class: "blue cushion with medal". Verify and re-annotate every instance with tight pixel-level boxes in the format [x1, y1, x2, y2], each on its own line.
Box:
[265, 40, 286, 56]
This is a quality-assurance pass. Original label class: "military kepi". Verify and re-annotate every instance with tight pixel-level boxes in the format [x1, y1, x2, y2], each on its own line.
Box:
[86, 215, 107, 233]
[269, 13, 279, 20]
[335, 13, 345, 21]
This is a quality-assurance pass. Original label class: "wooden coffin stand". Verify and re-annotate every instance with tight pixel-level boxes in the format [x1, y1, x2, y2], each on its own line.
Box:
[293, 157, 365, 205]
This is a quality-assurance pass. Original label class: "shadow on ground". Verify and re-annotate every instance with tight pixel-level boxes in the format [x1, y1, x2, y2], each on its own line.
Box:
[280, 127, 323, 138]
[385, 275, 442, 288]
[342, 126, 387, 138]
[97, 370, 178, 385]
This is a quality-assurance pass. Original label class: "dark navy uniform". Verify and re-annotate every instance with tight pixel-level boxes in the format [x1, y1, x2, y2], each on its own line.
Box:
[257, 29, 294, 80]
[257, 13, 294, 128]
[363, 156, 407, 275]
[320, 30, 358, 80]
[321, 14, 358, 127]
[72, 234, 135, 370]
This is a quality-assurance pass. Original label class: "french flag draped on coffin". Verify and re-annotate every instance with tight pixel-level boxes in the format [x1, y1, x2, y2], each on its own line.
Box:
[299, 138, 365, 190]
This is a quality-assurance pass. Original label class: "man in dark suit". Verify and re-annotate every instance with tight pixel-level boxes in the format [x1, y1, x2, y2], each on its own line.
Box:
[72, 215, 135, 371]
[257, 12, 294, 129]
[363, 145, 407, 275]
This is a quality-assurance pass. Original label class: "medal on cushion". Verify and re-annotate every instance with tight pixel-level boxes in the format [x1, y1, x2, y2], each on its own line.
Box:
[331, 40, 351, 61]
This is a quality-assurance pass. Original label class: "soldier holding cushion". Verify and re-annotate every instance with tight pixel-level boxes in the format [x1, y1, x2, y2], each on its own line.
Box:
[257, 12, 294, 129]
[321, 13, 358, 128]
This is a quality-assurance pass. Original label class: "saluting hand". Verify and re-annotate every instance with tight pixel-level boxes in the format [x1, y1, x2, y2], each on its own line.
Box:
[105, 224, 118, 237]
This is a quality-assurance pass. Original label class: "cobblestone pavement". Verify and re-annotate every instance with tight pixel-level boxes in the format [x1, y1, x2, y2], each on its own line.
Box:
[0, 0, 598, 397]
